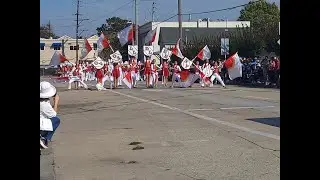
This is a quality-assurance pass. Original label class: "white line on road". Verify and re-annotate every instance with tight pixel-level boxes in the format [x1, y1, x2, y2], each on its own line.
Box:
[220, 106, 275, 110]
[142, 89, 163, 92]
[245, 96, 272, 100]
[188, 109, 216, 111]
[108, 90, 280, 141]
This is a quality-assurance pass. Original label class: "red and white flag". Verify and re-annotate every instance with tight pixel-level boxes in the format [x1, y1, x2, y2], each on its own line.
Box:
[49, 51, 68, 66]
[144, 27, 157, 45]
[224, 52, 242, 80]
[171, 38, 184, 59]
[122, 72, 132, 89]
[117, 24, 134, 46]
[97, 33, 110, 52]
[197, 45, 211, 60]
[81, 39, 92, 57]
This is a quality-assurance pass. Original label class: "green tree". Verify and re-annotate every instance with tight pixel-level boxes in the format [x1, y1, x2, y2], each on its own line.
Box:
[230, 26, 263, 57]
[40, 23, 59, 39]
[96, 17, 134, 60]
[238, 0, 280, 54]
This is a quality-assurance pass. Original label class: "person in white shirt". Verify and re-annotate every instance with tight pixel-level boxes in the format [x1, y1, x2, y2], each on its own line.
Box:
[40, 81, 60, 149]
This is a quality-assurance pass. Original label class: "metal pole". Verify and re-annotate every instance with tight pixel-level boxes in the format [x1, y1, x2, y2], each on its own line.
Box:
[224, 17, 227, 60]
[152, 2, 155, 22]
[75, 0, 80, 65]
[178, 0, 182, 47]
[135, 0, 139, 50]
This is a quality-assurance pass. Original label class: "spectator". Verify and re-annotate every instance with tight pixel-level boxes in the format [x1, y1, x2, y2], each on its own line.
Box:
[40, 81, 61, 149]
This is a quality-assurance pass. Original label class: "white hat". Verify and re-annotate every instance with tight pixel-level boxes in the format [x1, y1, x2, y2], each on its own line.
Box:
[40, 81, 56, 98]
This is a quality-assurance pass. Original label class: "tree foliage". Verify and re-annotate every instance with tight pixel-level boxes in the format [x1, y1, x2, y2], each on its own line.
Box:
[40, 23, 59, 39]
[183, 0, 280, 59]
[96, 17, 132, 60]
[238, 0, 280, 54]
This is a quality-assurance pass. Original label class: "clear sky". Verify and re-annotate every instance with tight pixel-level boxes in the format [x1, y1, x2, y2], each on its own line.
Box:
[40, 0, 280, 38]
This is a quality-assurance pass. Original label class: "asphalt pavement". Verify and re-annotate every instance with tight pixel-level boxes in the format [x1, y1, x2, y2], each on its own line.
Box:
[40, 79, 280, 180]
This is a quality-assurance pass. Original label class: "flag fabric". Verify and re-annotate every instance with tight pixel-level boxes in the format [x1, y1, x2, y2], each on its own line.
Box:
[171, 39, 184, 59]
[122, 72, 132, 89]
[97, 33, 110, 52]
[144, 28, 157, 45]
[117, 24, 134, 46]
[197, 45, 211, 60]
[81, 39, 93, 58]
[179, 72, 200, 88]
[224, 52, 242, 80]
[49, 51, 68, 66]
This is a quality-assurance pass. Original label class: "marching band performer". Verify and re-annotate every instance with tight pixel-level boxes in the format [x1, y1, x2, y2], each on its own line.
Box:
[118, 61, 123, 86]
[95, 64, 104, 87]
[101, 61, 113, 89]
[144, 56, 152, 88]
[171, 60, 181, 88]
[129, 56, 138, 88]
[68, 64, 88, 90]
[150, 59, 160, 88]
[160, 59, 170, 87]
[201, 59, 211, 87]
[137, 61, 142, 81]
[112, 61, 120, 88]
[210, 61, 226, 88]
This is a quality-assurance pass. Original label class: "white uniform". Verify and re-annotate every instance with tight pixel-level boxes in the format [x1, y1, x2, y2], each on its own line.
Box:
[171, 64, 181, 87]
[210, 65, 226, 87]
[102, 64, 114, 89]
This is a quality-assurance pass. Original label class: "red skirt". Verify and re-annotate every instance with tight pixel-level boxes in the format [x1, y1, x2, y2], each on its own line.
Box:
[112, 68, 120, 79]
[163, 68, 169, 77]
[95, 69, 103, 79]
[144, 67, 151, 75]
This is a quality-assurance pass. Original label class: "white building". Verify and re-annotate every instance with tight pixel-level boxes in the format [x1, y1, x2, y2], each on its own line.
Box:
[40, 35, 99, 66]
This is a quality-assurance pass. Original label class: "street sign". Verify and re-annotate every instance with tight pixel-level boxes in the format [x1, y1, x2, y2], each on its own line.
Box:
[221, 38, 230, 55]
[277, 39, 280, 45]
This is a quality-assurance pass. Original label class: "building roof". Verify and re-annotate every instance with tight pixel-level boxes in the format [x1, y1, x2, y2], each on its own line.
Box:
[159, 27, 234, 45]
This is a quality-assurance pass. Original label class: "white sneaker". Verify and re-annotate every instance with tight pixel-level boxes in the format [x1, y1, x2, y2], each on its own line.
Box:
[40, 139, 48, 149]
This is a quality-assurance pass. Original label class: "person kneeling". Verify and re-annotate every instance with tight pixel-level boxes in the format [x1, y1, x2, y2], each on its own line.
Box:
[40, 81, 61, 149]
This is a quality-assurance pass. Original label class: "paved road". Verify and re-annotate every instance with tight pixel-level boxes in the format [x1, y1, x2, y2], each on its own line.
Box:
[41, 80, 280, 180]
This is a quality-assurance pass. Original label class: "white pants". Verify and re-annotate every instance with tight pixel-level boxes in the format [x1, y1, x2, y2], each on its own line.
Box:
[131, 71, 138, 87]
[118, 71, 123, 85]
[136, 72, 140, 81]
[85, 72, 90, 81]
[172, 73, 181, 87]
[68, 77, 88, 89]
[102, 75, 114, 89]
[210, 73, 225, 87]
[149, 73, 158, 86]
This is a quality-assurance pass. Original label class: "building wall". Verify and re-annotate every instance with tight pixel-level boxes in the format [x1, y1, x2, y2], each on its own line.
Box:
[40, 35, 99, 65]
[138, 20, 250, 60]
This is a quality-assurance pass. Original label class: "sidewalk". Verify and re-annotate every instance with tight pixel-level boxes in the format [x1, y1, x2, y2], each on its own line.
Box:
[40, 146, 55, 180]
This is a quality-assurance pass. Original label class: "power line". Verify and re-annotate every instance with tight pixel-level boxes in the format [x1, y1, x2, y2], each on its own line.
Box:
[86, 0, 134, 25]
[181, 0, 261, 16]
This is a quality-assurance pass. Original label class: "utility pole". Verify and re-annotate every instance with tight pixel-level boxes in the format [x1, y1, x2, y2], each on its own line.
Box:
[48, 20, 51, 36]
[75, 0, 80, 65]
[134, 0, 139, 54]
[75, 0, 88, 65]
[178, 0, 182, 48]
[152, 2, 156, 22]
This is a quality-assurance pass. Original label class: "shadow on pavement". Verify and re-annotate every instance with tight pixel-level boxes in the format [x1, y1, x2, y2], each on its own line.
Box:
[246, 117, 280, 128]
